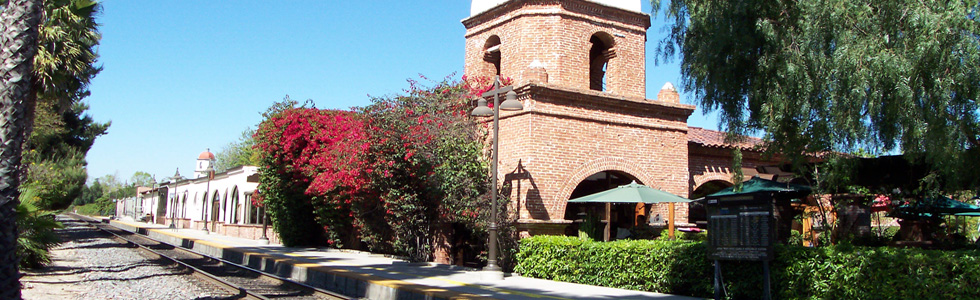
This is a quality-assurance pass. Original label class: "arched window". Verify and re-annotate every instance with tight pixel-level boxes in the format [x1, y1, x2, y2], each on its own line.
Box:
[589, 32, 615, 91]
[181, 192, 188, 219]
[484, 35, 502, 76]
[231, 186, 240, 224]
[201, 192, 208, 220]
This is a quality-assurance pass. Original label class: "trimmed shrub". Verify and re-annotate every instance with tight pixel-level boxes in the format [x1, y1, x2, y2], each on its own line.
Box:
[514, 236, 980, 299]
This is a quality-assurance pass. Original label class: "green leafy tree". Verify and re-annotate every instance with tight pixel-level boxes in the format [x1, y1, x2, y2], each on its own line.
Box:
[129, 171, 155, 188]
[73, 174, 137, 216]
[0, 0, 43, 297]
[20, 154, 86, 209]
[214, 128, 259, 172]
[654, 0, 980, 191]
[23, 101, 107, 210]
[73, 178, 103, 206]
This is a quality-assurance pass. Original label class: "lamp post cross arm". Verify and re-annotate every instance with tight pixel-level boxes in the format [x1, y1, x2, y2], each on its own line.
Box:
[482, 85, 513, 98]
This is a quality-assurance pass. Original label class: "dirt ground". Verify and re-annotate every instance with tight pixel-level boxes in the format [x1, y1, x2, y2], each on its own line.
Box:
[20, 245, 86, 299]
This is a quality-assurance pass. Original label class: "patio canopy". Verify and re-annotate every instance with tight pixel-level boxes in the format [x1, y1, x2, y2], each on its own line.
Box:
[955, 197, 980, 216]
[894, 196, 980, 218]
[707, 177, 812, 198]
[567, 181, 690, 204]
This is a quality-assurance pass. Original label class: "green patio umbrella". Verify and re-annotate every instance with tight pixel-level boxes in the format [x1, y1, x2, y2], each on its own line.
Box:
[568, 181, 689, 239]
[567, 181, 691, 204]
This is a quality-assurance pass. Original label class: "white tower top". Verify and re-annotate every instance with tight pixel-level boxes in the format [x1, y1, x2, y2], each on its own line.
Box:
[470, 0, 641, 16]
[195, 149, 216, 179]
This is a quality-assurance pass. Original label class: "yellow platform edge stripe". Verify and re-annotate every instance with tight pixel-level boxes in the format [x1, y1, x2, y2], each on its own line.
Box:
[106, 219, 570, 300]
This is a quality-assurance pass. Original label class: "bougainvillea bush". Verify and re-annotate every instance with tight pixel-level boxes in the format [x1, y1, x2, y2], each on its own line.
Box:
[254, 77, 493, 262]
[253, 98, 367, 247]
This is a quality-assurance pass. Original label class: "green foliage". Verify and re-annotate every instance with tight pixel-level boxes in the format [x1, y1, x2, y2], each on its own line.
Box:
[24, 101, 106, 210]
[515, 235, 980, 299]
[21, 0, 107, 211]
[28, 101, 107, 161]
[515, 236, 711, 296]
[70, 172, 147, 217]
[653, 0, 980, 192]
[34, 0, 102, 109]
[20, 153, 86, 209]
[16, 201, 62, 269]
[255, 165, 327, 247]
[129, 171, 155, 188]
[73, 201, 112, 216]
[214, 127, 259, 172]
[73, 178, 103, 206]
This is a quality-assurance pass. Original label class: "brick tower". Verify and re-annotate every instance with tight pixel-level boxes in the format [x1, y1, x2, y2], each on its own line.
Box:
[462, 0, 696, 237]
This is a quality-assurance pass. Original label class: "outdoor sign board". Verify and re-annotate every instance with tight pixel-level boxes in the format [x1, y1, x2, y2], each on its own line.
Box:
[705, 194, 775, 261]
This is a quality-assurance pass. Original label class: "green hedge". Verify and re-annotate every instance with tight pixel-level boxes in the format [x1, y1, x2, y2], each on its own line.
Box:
[514, 236, 980, 299]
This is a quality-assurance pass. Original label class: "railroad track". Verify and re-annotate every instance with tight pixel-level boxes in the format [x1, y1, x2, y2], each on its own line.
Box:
[67, 214, 353, 300]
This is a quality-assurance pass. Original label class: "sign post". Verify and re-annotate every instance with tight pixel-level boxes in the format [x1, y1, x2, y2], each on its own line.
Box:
[706, 193, 775, 300]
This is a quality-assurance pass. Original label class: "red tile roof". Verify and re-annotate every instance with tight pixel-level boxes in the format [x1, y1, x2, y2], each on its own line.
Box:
[198, 150, 215, 160]
[687, 127, 763, 150]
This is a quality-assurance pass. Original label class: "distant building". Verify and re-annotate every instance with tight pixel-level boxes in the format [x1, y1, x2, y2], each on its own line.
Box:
[117, 149, 277, 243]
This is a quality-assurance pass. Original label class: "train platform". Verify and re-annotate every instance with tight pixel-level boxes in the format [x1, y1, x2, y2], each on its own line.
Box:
[94, 216, 703, 300]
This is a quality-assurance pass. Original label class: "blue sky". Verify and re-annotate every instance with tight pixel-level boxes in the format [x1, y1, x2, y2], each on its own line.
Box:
[84, 0, 721, 183]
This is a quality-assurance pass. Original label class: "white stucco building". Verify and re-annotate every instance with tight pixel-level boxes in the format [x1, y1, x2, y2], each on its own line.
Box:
[116, 150, 277, 243]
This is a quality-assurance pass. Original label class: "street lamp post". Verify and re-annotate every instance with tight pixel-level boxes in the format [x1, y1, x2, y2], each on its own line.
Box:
[169, 168, 184, 229]
[201, 164, 214, 234]
[256, 191, 270, 245]
[471, 75, 523, 280]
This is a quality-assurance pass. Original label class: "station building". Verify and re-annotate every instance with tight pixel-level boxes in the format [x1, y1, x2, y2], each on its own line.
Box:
[462, 0, 785, 238]
[120, 0, 790, 251]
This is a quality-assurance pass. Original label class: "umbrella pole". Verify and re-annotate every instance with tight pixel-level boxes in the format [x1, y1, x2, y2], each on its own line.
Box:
[604, 203, 612, 241]
[668, 202, 676, 240]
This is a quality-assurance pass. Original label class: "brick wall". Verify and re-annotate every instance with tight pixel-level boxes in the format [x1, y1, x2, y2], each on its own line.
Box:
[485, 83, 694, 236]
[688, 144, 773, 190]
[463, 0, 650, 98]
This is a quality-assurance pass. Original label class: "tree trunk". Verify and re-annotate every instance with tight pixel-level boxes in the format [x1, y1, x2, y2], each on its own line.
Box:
[0, 0, 44, 299]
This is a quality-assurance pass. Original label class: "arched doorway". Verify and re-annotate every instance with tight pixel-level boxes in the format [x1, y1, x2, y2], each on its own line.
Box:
[563, 170, 642, 241]
[211, 190, 221, 232]
[688, 180, 733, 228]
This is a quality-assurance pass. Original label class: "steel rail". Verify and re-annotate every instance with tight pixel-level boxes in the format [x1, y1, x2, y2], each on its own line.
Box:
[67, 213, 351, 300]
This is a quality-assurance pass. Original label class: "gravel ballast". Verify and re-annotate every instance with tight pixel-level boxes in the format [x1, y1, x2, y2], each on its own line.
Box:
[20, 215, 233, 300]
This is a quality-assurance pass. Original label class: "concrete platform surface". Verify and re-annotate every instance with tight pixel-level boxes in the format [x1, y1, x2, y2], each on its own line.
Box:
[100, 217, 704, 300]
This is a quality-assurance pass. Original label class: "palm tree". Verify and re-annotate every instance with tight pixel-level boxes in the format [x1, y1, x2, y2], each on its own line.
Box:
[24, 0, 102, 171]
[32, 0, 101, 116]
[0, 0, 44, 299]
